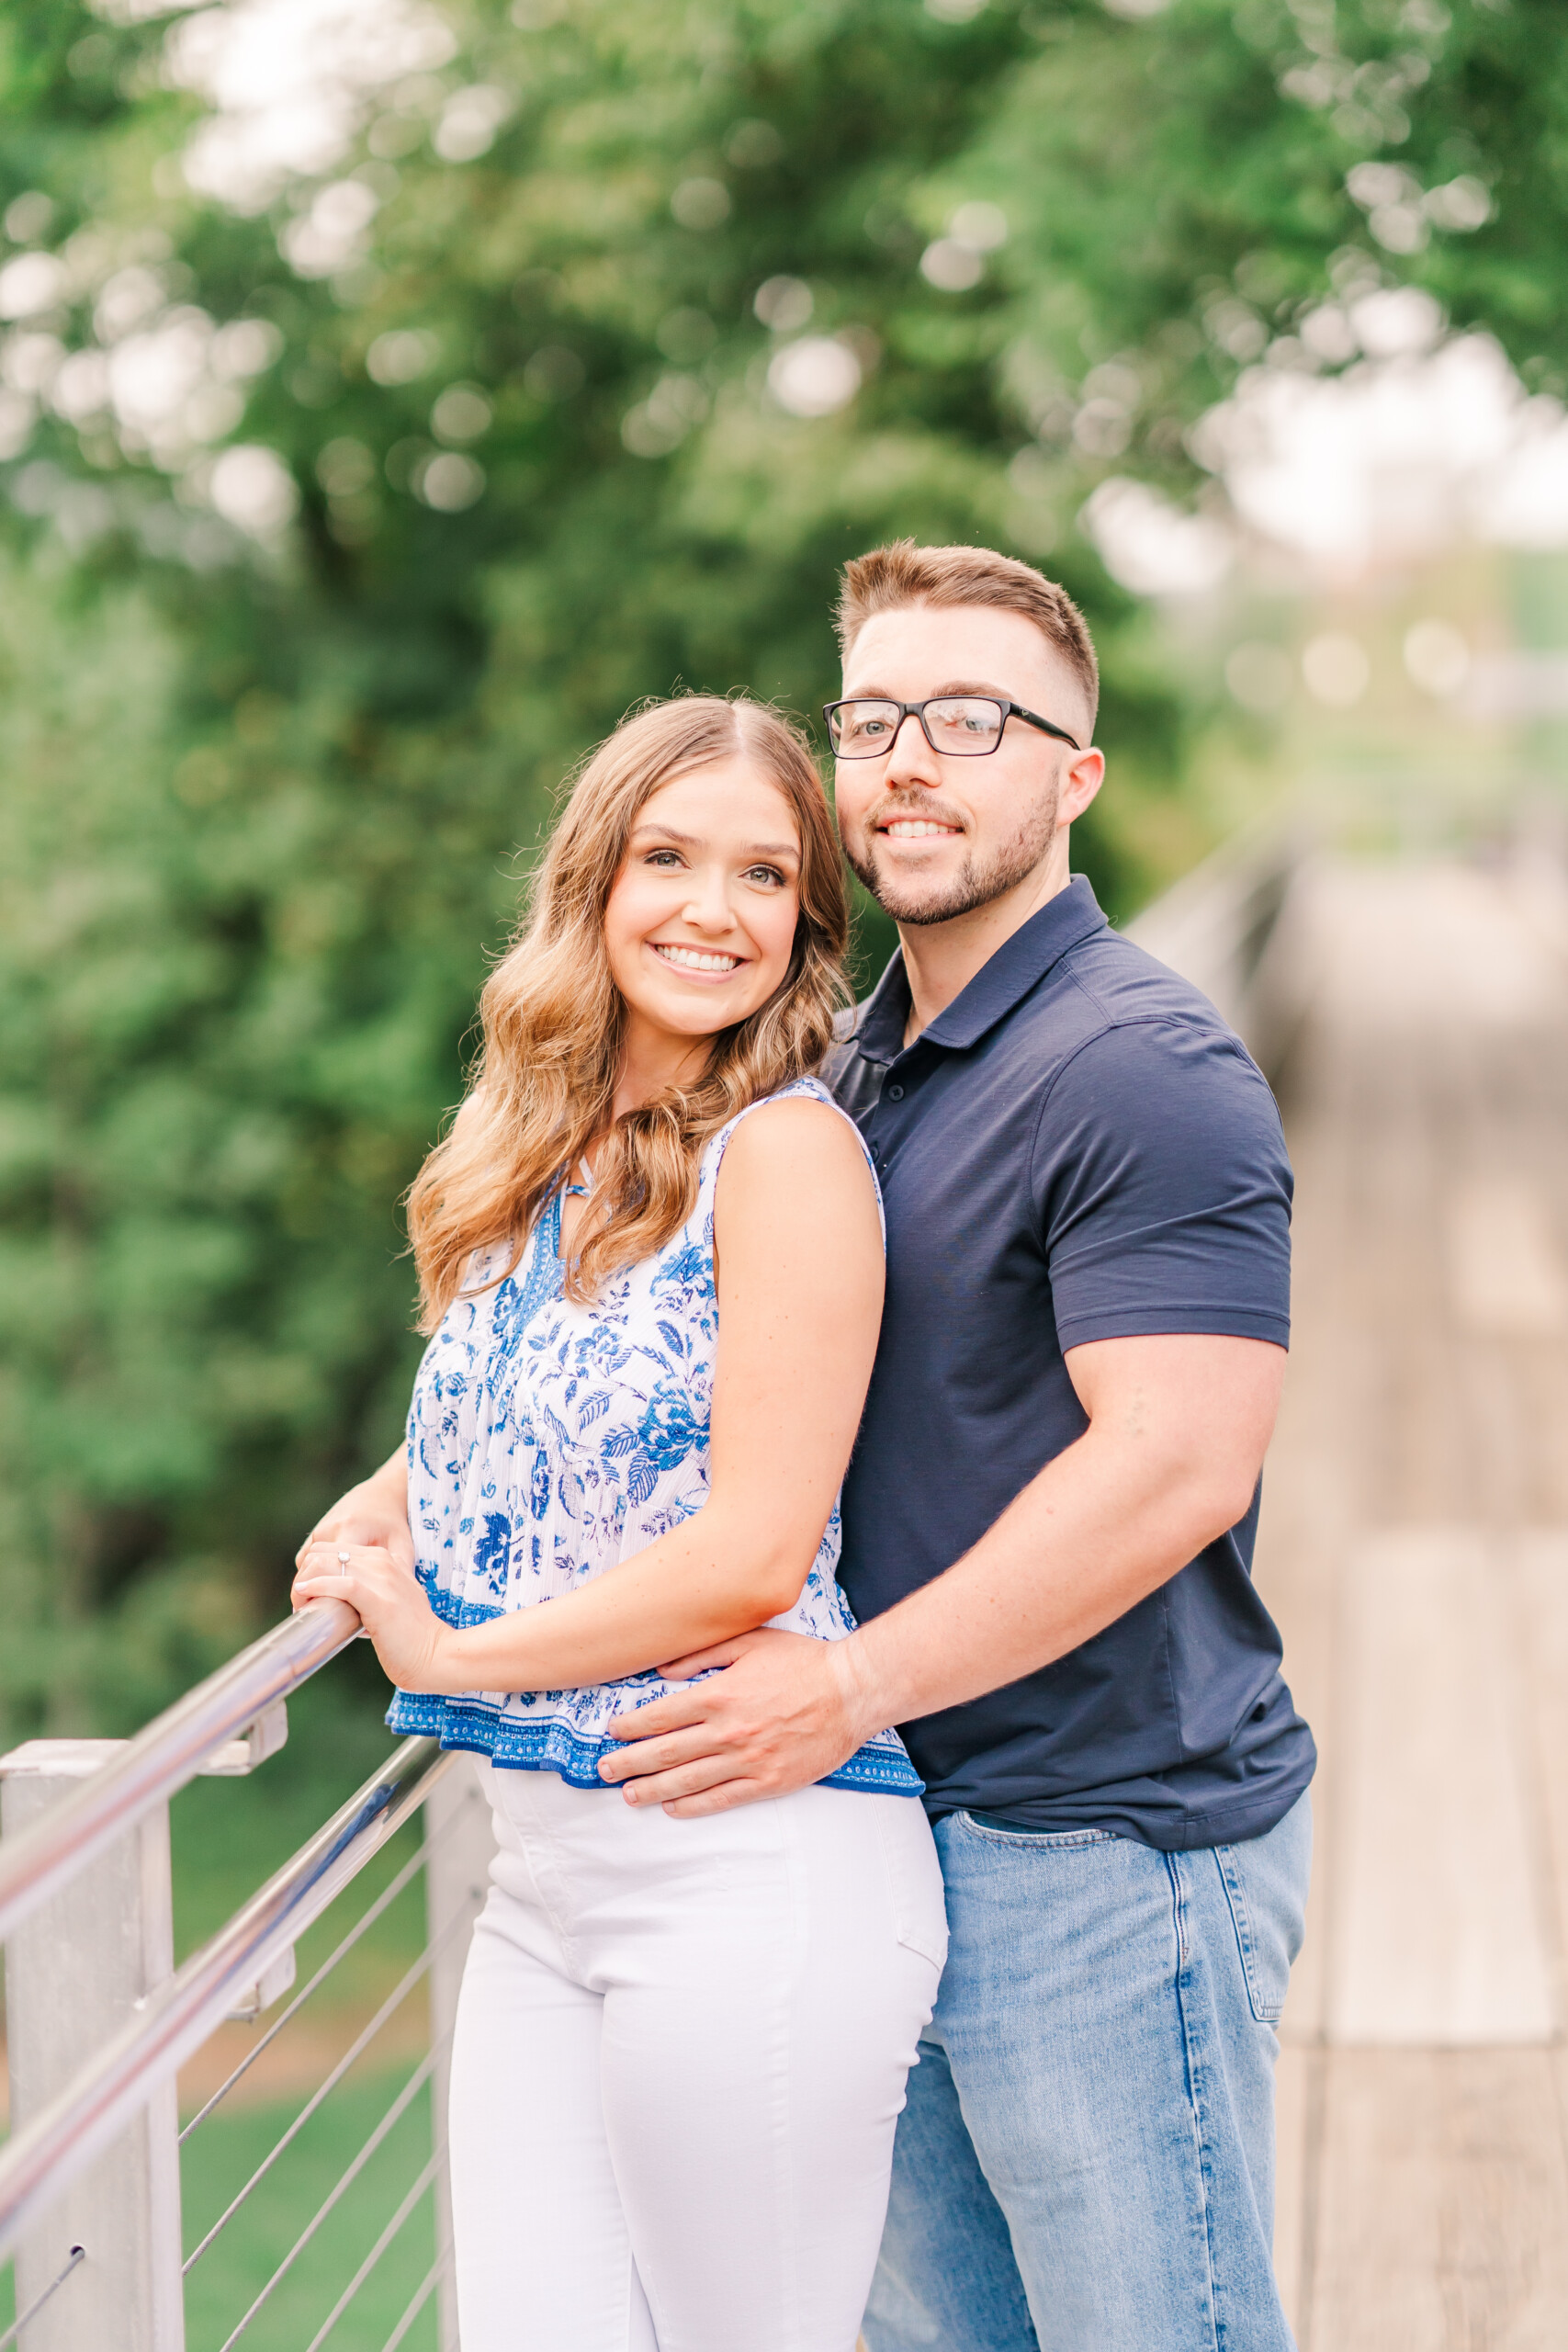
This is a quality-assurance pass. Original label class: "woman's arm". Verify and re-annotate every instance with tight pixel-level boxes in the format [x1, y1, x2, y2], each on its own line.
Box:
[293, 1099, 884, 1694]
[294, 1446, 412, 1573]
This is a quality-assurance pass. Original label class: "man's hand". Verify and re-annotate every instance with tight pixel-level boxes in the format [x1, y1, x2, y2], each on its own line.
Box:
[604, 1335, 1285, 1816]
[597, 1628, 874, 1816]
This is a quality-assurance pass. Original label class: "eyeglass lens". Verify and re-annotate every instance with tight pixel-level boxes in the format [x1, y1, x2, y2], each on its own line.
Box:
[831, 699, 1005, 756]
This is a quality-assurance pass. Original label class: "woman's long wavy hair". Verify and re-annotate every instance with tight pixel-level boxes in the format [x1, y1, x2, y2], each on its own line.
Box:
[408, 695, 851, 1329]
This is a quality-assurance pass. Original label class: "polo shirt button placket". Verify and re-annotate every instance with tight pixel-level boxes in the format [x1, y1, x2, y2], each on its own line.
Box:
[826, 869, 1307, 1856]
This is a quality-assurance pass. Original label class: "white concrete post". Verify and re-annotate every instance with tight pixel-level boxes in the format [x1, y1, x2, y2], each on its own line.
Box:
[0, 1740, 185, 2352]
[423, 1758, 497, 2352]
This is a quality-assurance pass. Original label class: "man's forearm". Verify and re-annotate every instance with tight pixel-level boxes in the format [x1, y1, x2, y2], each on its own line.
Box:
[837, 1419, 1253, 1744]
[596, 1333, 1284, 1816]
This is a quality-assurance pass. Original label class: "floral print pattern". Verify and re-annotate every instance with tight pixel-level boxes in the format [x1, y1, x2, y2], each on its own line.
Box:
[389, 1080, 920, 1795]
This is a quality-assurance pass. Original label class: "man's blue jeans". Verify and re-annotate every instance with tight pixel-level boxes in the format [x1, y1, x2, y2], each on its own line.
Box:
[862, 1792, 1311, 2352]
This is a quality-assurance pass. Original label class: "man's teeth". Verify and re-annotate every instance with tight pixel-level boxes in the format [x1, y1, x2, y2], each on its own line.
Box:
[654, 944, 740, 972]
[884, 819, 958, 839]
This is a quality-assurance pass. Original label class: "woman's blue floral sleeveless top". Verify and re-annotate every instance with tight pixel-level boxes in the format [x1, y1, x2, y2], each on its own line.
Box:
[388, 1079, 921, 1795]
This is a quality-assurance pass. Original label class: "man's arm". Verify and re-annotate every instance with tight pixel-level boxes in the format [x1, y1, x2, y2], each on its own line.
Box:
[597, 1330, 1285, 1815]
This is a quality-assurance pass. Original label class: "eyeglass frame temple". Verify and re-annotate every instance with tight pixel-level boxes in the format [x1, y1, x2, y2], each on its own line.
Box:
[820, 697, 1081, 756]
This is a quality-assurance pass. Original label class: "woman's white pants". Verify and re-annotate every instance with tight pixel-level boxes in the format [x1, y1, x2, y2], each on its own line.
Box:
[447, 1763, 947, 2352]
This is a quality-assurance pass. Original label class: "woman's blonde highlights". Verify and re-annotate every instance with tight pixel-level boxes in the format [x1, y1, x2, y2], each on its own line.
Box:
[406, 696, 850, 1329]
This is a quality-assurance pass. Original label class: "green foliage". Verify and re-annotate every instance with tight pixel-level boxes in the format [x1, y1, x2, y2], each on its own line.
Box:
[2, 0, 1565, 1729]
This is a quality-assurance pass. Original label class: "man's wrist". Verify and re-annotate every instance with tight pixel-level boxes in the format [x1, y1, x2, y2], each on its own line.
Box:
[831, 1628, 899, 1748]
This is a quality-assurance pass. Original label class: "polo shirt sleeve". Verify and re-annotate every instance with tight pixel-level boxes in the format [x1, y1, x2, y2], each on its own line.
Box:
[1032, 1017, 1292, 1351]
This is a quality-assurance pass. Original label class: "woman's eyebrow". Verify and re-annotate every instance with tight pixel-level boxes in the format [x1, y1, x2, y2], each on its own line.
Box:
[628, 824, 798, 859]
[629, 822, 699, 843]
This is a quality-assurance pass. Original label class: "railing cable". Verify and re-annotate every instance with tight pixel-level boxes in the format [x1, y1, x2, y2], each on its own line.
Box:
[0, 1736, 447, 2264]
[0, 2245, 85, 2352]
[179, 1832, 434, 2143]
[300, 2145, 444, 2352]
[378, 2246, 447, 2352]
[215, 2041, 446, 2352]
[184, 1900, 467, 2273]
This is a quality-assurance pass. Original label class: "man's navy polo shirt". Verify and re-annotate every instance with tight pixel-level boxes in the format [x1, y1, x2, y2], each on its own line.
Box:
[826, 875, 1315, 1851]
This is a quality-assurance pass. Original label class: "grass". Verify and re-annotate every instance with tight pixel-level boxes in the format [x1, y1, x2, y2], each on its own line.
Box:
[180, 2069, 439, 2352]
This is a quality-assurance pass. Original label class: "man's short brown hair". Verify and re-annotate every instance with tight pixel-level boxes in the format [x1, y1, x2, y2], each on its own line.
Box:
[834, 539, 1099, 734]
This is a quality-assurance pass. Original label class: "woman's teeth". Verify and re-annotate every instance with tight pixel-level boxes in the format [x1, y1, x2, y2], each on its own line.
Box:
[653, 944, 741, 973]
[883, 819, 958, 839]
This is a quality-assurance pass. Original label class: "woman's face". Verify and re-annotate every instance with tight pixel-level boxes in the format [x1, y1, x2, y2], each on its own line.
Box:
[604, 758, 804, 1051]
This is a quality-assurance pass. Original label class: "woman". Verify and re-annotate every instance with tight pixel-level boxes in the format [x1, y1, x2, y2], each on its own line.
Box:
[293, 695, 946, 2352]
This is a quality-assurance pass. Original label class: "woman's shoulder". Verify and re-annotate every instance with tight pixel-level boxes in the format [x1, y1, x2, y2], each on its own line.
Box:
[741, 1072, 839, 1118]
[706, 1076, 882, 1216]
[708, 1075, 863, 1160]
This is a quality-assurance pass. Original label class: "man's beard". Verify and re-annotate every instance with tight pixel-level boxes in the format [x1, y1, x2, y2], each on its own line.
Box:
[842, 786, 1060, 926]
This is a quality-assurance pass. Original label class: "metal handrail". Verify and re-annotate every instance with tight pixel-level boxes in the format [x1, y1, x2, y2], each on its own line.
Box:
[0, 1732, 450, 2261]
[0, 1598, 360, 1947]
[1123, 820, 1310, 1075]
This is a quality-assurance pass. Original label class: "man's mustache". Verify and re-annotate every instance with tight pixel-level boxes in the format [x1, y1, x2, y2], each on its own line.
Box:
[858, 795, 970, 838]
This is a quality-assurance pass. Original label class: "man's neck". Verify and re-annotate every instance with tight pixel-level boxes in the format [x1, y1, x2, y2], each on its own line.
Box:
[897, 842, 1072, 1047]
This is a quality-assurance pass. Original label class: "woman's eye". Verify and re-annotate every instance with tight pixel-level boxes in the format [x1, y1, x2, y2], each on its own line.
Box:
[744, 865, 786, 888]
[646, 850, 683, 868]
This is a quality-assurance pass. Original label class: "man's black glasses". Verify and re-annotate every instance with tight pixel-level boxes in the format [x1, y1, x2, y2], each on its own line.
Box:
[822, 696, 1081, 759]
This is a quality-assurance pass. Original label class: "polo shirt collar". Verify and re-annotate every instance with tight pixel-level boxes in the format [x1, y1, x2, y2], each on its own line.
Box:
[854, 875, 1108, 1065]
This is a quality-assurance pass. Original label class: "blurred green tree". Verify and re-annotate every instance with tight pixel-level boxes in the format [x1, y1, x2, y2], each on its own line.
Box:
[1, 0, 1562, 1727]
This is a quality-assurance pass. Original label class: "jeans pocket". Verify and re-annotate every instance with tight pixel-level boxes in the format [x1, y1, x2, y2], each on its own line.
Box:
[876, 1802, 950, 1972]
[955, 1811, 1120, 1852]
[1215, 1796, 1312, 2026]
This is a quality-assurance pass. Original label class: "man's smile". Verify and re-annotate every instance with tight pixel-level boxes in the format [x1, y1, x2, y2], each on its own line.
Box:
[878, 817, 963, 841]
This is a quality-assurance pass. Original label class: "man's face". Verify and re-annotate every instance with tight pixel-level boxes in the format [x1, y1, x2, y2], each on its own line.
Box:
[832, 604, 1101, 926]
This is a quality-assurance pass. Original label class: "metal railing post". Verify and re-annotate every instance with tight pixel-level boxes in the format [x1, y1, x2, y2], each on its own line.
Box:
[1, 1741, 185, 2352]
[423, 1757, 497, 2352]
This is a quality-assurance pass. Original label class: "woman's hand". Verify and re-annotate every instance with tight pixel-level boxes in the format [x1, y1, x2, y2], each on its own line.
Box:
[295, 1494, 414, 1577]
[295, 1451, 414, 1582]
[292, 1542, 453, 1693]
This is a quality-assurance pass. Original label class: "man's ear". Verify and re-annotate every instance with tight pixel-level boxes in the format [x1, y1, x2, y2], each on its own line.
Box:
[1058, 748, 1106, 828]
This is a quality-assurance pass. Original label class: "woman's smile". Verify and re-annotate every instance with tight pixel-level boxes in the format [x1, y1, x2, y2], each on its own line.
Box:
[649, 941, 747, 978]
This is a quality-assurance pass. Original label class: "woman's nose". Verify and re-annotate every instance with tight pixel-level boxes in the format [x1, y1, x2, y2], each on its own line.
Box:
[682, 869, 738, 932]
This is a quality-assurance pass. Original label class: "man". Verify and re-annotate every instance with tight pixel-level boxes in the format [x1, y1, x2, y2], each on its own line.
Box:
[601, 540, 1314, 2351]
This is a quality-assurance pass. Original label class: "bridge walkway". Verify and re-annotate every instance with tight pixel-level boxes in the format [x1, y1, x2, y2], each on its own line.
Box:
[1261, 854, 1568, 2351]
